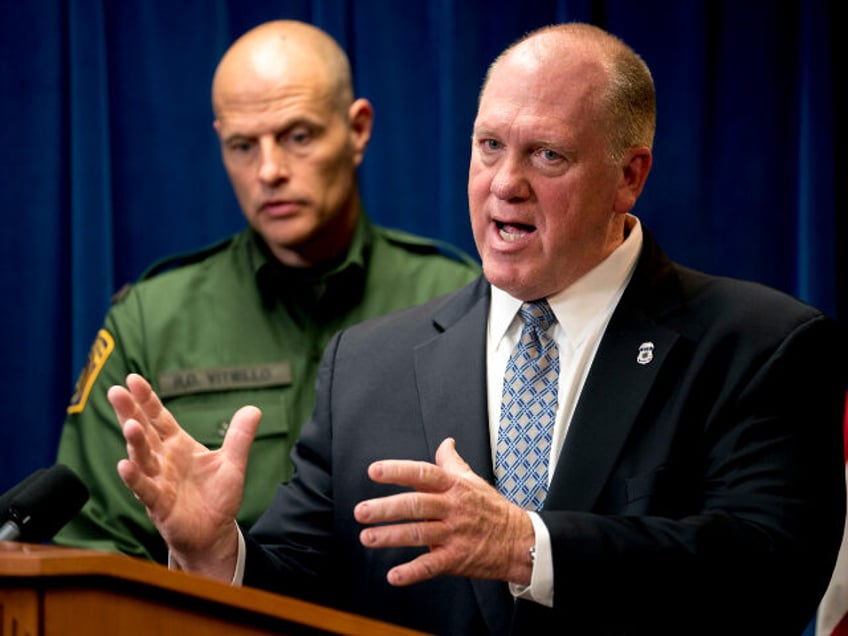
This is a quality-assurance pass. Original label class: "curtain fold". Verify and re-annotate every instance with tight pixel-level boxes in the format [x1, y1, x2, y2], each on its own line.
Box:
[68, 0, 114, 369]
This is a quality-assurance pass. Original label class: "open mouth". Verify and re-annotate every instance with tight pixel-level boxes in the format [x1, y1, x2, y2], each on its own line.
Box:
[496, 220, 535, 241]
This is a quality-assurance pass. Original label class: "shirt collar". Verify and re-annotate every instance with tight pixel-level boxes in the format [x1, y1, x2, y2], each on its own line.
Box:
[490, 214, 643, 347]
[252, 211, 370, 278]
[251, 211, 372, 310]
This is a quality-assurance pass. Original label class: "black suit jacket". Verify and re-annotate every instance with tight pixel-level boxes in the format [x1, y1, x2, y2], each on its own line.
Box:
[244, 229, 846, 635]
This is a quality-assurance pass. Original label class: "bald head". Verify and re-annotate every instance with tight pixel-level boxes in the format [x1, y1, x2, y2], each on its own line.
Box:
[212, 20, 354, 117]
[210, 20, 374, 268]
[482, 22, 656, 160]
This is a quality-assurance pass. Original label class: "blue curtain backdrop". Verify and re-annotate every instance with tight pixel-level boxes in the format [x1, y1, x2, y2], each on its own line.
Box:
[0, 0, 841, 553]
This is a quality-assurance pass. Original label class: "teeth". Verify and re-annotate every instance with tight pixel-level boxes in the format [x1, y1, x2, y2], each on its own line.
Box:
[499, 226, 526, 241]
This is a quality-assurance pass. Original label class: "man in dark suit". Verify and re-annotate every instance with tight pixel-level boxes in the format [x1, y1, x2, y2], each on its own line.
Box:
[105, 22, 846, 635]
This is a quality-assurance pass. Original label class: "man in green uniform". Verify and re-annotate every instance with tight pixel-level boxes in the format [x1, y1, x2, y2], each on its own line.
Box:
[53, 20, 480, 563]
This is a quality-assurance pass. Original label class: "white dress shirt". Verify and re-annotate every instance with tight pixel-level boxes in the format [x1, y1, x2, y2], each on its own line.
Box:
[488, 215, 642, 606]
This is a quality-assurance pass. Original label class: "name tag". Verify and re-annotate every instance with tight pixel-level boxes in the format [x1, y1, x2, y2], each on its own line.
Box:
[157, 362, 292, 398]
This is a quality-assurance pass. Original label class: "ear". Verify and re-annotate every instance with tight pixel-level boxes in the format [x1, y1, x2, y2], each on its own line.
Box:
[348, 98, 374, 167]
[613, 147, 652, 214]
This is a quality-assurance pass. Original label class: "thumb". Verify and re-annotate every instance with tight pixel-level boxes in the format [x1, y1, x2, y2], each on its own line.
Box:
[221, 405, 262, 470]
[435, 437, 472, 475]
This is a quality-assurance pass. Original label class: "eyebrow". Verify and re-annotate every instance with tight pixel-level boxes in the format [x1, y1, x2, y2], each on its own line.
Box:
[222, 118, 322, 144]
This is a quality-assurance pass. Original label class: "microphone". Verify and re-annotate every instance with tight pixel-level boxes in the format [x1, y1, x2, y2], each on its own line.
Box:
[0, 464, 89, 543]
[0, 467, 47, 512]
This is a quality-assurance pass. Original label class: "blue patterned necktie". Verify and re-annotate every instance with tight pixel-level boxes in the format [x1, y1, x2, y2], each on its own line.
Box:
[495, 300, 559, 511]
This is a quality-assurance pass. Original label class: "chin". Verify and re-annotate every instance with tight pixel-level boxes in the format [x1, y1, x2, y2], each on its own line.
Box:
[487, 264, 557, 301]
[483, 263, 524, 296]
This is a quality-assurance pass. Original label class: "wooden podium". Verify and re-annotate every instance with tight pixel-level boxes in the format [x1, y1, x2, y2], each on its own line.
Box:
[0, 542, 428, 635]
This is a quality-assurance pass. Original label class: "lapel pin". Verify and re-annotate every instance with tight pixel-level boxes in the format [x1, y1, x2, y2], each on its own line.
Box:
[636, 341, 654, 365]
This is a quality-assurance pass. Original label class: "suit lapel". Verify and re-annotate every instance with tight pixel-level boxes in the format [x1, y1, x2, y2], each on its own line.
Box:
[547, 228, 684, 512]
[413, 280, 494, 478]
[413, 280, 514, 634]
[546, 307, 679, 511]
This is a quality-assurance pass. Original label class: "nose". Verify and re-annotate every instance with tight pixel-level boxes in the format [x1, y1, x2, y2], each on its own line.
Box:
[489, 154, 530, 202]
[257, 137, 290, 185]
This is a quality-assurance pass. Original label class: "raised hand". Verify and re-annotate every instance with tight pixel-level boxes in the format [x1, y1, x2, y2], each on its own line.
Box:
[108, 373, 262, 580]
[354, 437, 535, 587]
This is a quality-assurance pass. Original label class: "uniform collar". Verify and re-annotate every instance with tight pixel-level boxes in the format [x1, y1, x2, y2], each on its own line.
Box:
[251, 211, 372, 317]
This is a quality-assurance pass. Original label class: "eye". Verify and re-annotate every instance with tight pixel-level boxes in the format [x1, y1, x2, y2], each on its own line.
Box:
[287, 126, 314, 146]
[474, 137, 503, 154]
[226, 138, 255, 155]
[539, 148, 562, 162]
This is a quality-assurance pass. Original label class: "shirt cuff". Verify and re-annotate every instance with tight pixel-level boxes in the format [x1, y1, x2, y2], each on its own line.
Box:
[507, 511, 554, 607]
[233, 525, 246, 585]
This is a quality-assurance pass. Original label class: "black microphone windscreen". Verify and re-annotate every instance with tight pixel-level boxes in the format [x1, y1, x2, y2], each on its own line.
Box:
[1, 464, 89, 543]
[0, 467, 47, 514]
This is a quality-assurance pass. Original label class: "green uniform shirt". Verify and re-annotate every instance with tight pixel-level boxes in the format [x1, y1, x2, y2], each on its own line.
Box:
[54, 215, 480, 562]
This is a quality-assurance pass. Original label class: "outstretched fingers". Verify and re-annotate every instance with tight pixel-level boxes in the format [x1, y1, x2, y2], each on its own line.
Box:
[107, 376, 169, 454]
[125, 372, 181, 439]
[108, 374, 185, 510]
[385, 550, 453, 587]
[116, 455, 160, 509]
[356, 437, 535, 586]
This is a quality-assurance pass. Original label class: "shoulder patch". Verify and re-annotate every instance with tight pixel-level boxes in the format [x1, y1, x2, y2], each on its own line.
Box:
[67, 329, 115, 414]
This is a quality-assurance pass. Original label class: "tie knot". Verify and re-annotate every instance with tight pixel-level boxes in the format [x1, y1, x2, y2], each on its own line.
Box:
[519, 300, 556, 333]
